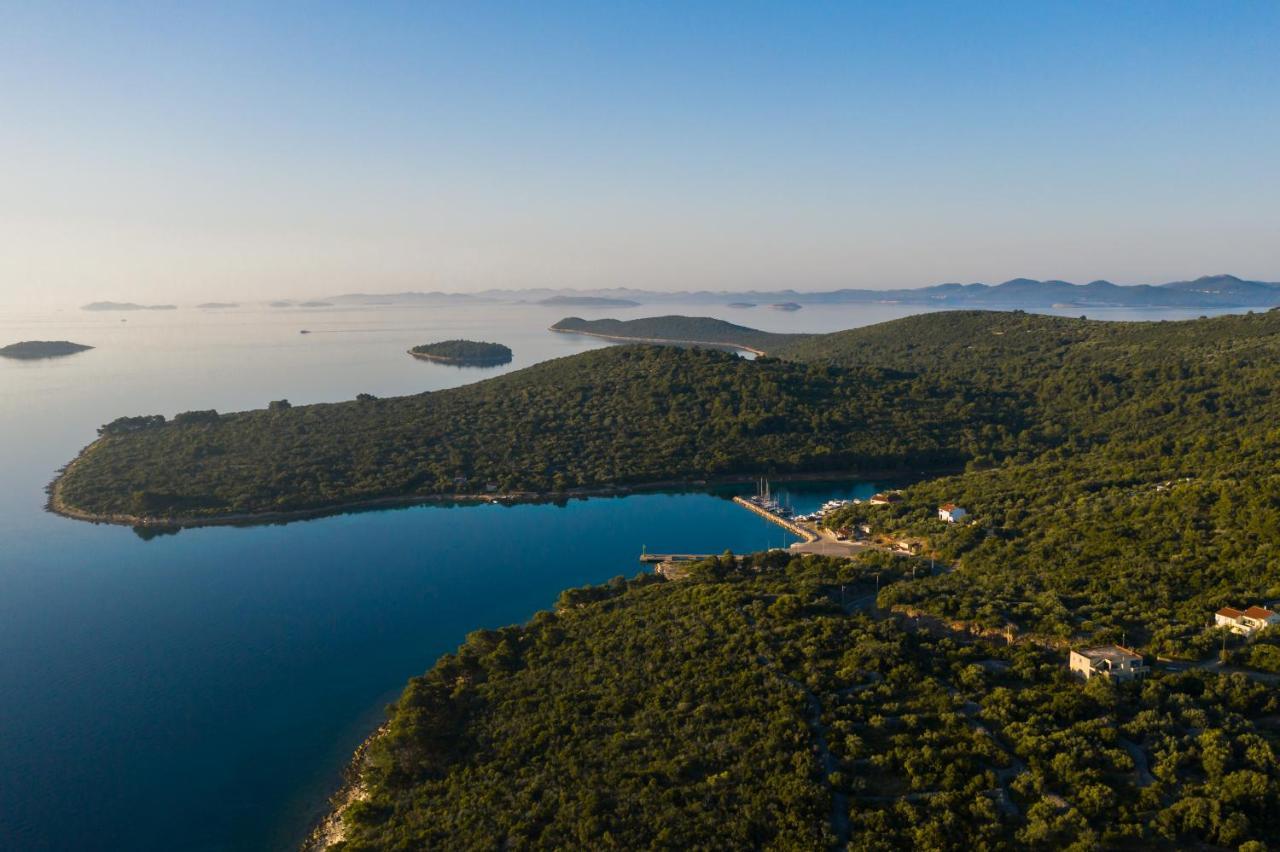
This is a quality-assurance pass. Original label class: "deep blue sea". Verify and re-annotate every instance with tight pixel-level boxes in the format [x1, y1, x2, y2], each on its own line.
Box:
[0, 299, 1244, 850]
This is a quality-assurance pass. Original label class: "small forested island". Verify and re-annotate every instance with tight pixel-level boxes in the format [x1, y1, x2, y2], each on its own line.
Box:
[196, 302, 239, 309]
[81, 301, 176, 311]
[550, 314, 811, 355]
[536, 295, 640, 307]
[727, 301, 756, 308]
[408, 339, 513, 366]
[770, 301, 803, 311]
[0, 340, 94, 360]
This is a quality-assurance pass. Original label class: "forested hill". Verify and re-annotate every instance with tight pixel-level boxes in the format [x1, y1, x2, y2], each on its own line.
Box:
[328, 554, 1280, 850]
[54, 309, 1280, 531]
[53, 345, 1017, 522]
[781, 310, 1280, 654]
[550, 314, 811, 353]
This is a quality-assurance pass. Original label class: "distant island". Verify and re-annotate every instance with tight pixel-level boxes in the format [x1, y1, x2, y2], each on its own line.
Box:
[536, 296, 640, 307]
[769, 302, 802, 311]
[727, 302, 756, 308]
[321, 274, 1280, 310]
[81, 302, 176, 312]
[0, 340, 94, 360]
[197, 302, 238, 309]
[550, 315, 811, 355]
[409, 340, 513, 366]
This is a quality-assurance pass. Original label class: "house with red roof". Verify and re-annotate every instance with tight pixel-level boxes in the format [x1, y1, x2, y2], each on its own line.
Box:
[1215, 605, 1280, 636]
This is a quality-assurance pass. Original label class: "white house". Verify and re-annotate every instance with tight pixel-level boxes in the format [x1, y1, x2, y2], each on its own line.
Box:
[1069, 646, 1147, 681]
[1215, 605, 1280, 636]
[869, 492, 902, 506]
[938, 503, 968, 523]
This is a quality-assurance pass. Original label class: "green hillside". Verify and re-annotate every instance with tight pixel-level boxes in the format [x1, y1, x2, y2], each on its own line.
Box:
[331, 555, 1280, 850]
[54, 345, 1014, 521]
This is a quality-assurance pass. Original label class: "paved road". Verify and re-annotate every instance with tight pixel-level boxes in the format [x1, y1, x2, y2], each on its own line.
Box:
[789, 538, 874, 558]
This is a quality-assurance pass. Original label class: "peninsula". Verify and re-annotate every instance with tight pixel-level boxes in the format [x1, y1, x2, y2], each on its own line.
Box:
[48, 309, 1280, 848]
[49, 309, 1280, 654]
[1, 340, 94, 359]
[549, 315, 811, 355]
[408, 340, 513, 366]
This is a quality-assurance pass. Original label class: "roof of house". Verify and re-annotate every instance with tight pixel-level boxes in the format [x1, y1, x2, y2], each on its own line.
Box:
[939, 503, 964, 512]
[1243, 606, 1277, 620]
[1076, 645, 1143, 664]
[871, 492, 902, 502]
[1218, 607, 1245, 619]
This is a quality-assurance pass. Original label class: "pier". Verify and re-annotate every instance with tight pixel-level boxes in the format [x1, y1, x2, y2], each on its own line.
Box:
[732, 496, 819, 542]
[638, 553, 715, 564]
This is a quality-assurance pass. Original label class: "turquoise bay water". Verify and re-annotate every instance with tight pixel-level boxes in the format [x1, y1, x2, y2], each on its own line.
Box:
[0, 300, 1245, 850]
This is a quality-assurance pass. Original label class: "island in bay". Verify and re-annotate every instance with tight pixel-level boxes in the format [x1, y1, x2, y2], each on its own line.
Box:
[49, 310, 1280, 849]
[1, 340, 94, 360]
[408, 339, 513, 366]
[550, 314, 811, 355]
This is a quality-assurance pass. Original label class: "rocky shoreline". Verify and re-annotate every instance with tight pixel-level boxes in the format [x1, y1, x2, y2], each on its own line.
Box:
[300, 723, 388, 851]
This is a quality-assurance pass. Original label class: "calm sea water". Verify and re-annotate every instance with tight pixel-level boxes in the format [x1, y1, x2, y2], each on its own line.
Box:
[0, 299, 1247, 851]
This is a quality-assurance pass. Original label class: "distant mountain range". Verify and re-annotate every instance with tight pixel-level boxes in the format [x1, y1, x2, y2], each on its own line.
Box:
[327, 275, 1280, 310]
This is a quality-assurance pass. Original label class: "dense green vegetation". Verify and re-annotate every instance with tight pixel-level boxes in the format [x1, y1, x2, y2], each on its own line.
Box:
[335, 556, 1280, 850]
[56, 345, 1016, 519]
[408, 339, 513, 365]
[0, 340, 93, 359]
[550, 314, 811, 353]
[780, 310, 1280, 654]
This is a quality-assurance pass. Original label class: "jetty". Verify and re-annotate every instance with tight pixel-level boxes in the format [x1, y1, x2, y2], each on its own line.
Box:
[733, 496, 819, 542]
[638, 553, 715, 564]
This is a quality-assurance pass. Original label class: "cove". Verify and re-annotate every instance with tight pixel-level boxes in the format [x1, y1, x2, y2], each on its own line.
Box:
[0, 480, 887, 852]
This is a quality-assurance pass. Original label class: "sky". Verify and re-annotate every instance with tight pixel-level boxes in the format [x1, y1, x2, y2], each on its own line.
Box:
[1, 1, 1278, 306]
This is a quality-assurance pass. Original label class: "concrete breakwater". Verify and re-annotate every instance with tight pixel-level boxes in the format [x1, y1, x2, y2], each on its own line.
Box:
[731, 496, 819, 542]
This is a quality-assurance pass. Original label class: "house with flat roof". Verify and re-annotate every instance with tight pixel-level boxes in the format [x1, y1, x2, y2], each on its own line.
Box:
[1069, 645, 1147, 681]
[938, 503, 968, 523]
[1215, 605, 1280, 636]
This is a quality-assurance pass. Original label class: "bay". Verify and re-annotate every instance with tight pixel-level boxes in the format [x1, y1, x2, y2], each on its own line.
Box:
[0, 299, 1247, 850]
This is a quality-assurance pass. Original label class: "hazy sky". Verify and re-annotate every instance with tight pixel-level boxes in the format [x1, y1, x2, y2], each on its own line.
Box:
[2, 2, 1278, 305]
